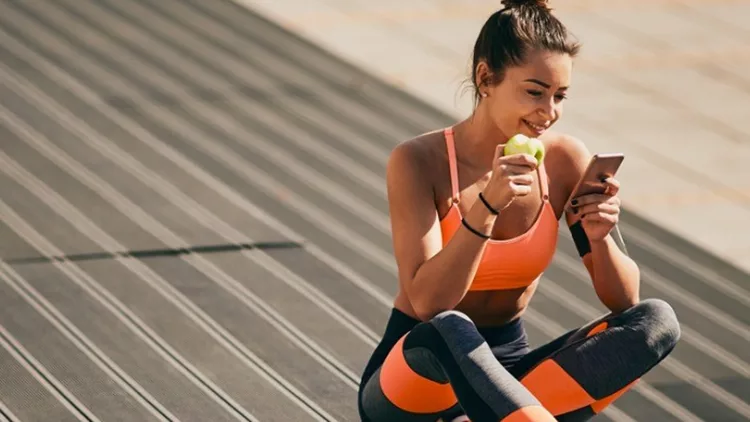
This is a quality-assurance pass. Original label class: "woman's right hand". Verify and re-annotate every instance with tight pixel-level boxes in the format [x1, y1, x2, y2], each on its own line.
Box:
[481, 144, 539, 212]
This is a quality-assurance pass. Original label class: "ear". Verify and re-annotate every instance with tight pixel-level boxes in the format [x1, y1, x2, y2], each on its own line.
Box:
[474, 60, 493, 92]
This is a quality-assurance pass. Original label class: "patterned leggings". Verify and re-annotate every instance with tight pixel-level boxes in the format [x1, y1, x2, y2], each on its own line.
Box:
[358, 299, 680, 421]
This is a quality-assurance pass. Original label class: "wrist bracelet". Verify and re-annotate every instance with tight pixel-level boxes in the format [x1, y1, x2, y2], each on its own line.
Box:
[478, 192, 500, 215]
[461, 218, 491, 239]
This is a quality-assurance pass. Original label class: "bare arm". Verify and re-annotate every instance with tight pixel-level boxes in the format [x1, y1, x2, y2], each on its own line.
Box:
[387, 143, 494, 320]
[587, 235, 640, 312]
[560, 136, 640, 313]
[386, 141, 535, 320]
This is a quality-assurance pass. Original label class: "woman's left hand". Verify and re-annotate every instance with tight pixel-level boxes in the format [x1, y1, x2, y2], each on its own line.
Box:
[569, 177, 621, 241]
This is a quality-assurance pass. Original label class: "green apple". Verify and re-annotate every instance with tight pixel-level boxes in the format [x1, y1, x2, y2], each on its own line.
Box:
[504, 134, 545, 163]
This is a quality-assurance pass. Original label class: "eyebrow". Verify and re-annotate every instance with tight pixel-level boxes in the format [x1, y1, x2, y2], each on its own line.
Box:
[524, 78, 568, 90]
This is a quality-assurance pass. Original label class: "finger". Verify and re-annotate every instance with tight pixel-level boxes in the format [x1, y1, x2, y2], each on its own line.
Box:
[497, 164, 534, 176]
[494, 144, 505, 163]
[602, 177, 620, 189]
[499, 154, 539, 168]
[574, 202, 619, 216]
[582, 211, 619, 225]
[511, 184, 533, 196]
[500, 164, 537, 176]
[508, 174, 534, 186]
[602, 177, 620, 196]
[570, 193, 618, 208]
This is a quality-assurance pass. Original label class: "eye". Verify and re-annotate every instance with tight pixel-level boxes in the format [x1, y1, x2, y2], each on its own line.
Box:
[555, 93, 568, 101]
[527, 90, 543, 97]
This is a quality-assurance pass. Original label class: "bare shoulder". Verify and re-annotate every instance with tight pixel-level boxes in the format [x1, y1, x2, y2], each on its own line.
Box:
[542, 131, 591, 168]
[540, 130, 592, 185]
[387, 129, 446, 187]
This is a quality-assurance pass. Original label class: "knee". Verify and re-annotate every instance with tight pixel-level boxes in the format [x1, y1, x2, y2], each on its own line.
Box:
[631, 298, 681, 357]
[405, 310, 473, 349]
[407, 309, 485, 358]
[431, 309, 473, 325]
[428, 310, 477, 336]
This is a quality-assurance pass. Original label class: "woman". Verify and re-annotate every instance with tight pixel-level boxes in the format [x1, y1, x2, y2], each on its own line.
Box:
[357, 1, 681, 421]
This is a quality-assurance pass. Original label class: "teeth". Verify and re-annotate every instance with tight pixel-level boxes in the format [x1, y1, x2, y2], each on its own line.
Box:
[525, 120, 545, 131]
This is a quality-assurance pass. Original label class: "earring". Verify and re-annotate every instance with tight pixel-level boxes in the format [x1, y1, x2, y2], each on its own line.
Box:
[480, 92, 488, 98]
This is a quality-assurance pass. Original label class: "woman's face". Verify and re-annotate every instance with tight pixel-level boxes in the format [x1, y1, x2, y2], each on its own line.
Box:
[478, 50, 573, 139]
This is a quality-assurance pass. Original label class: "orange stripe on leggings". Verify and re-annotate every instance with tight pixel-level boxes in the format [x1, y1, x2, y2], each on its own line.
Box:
[501, 405, 557, 421]
[521, 360, 594, 415]
[379, 336, 457, 413]
[591, 379, 639, 413]
[587, 321, 608, 337]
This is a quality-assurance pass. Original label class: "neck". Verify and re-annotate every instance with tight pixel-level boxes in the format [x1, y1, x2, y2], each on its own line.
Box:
[453, 104, 509, 171]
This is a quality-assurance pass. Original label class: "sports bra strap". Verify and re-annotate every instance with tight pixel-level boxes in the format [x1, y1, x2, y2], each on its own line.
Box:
[538, 162, 550, 201]
[444, 127, 460, 203]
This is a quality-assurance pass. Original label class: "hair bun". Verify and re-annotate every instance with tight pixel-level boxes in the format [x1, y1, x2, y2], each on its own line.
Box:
[501, 0, 551, 10]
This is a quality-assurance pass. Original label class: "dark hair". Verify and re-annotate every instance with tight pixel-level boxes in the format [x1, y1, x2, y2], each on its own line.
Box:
[469, 0, 581, 104]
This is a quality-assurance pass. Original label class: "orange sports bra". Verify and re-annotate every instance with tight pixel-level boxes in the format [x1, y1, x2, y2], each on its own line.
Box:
[439, 127, 559, 291]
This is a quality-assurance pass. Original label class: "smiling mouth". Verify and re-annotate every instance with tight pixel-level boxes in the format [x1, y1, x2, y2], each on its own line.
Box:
[523, 120, 548, 133]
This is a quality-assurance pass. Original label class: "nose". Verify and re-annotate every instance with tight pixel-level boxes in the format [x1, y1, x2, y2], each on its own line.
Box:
[538, 97, 558, 121]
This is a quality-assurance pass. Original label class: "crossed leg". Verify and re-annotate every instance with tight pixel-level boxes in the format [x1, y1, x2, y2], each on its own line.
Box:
[358, 298, 680, 421]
